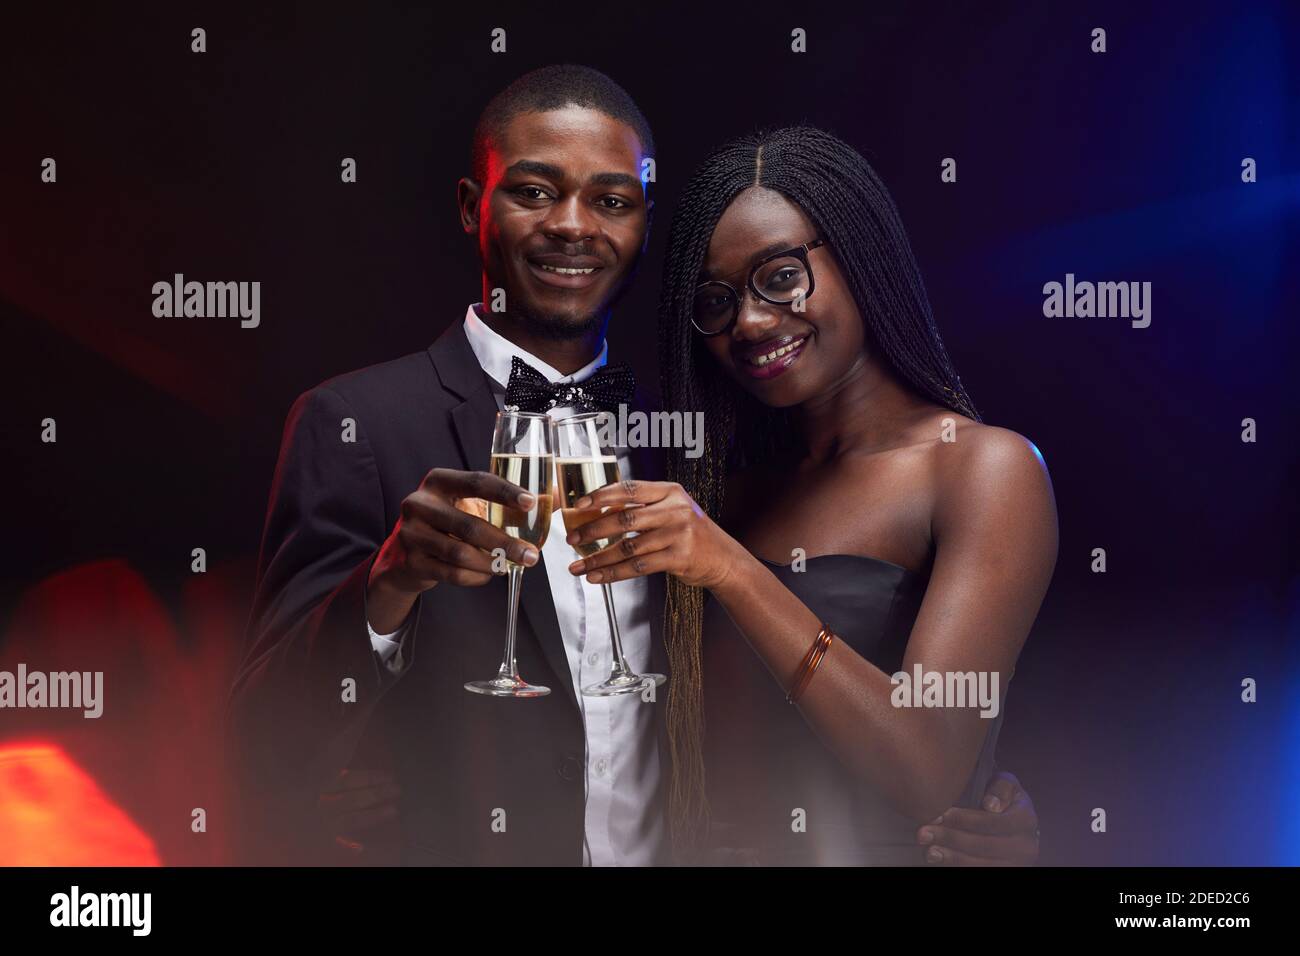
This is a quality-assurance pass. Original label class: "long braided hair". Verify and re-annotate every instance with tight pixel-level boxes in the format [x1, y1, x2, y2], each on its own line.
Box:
[657, 126, 981, 860]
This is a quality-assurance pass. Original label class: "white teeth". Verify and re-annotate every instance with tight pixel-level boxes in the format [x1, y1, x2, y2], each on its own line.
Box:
[748, 336, 807, 366]
[538, 264, 597, 275]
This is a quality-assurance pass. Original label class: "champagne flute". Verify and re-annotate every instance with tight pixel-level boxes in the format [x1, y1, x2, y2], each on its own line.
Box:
[553, 412, 667, 697]
[465, 410, 556, 698]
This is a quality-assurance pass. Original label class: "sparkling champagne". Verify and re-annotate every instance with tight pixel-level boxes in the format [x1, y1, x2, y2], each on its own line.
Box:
[556, 456, 622, 557]
[488, 453, 554, 553]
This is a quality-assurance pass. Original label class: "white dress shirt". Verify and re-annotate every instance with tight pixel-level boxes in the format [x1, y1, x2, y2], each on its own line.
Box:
[367, 303, 666, 866]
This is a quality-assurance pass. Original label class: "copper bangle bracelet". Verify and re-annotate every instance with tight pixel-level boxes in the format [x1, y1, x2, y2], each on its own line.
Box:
[787, 623, 834, 704]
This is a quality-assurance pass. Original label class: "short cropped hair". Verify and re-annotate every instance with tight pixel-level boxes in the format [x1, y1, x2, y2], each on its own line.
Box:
[470, 64, 655, 183]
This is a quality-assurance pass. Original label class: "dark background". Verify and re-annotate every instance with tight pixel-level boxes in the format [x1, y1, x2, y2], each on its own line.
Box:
[1, 0, 1296, 865]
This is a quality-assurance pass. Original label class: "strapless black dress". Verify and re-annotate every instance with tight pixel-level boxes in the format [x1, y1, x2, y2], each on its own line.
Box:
[701, 554, 1005, 866]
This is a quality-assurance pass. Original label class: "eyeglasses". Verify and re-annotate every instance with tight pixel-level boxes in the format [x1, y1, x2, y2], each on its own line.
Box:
[690, 239, 828, 336]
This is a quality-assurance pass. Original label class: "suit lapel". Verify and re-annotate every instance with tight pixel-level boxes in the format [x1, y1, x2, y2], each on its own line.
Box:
[428, 323, 581, 712]
[516, 559, 580, 711]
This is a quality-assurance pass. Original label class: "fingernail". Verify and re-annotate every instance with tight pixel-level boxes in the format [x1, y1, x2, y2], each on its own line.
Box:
[518, 492, 536, 508]
[566, 531, 578, 544]
[983, 796, 1002, 812]
[587, 571, 603, 583]
[926, 846, 943, 863]
[917, 827, 934, 845]
[522, 548, 539, 566]
[932, 815, 945, 826]
[568, 560, 584, 574]
[575, 496, 591, 509]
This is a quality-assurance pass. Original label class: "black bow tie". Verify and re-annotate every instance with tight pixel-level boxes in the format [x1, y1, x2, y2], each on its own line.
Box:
[503, 355, 635, 414]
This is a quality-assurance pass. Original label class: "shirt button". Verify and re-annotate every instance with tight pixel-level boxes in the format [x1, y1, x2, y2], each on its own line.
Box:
[556, 755, 582, 782]
[587, 652, 599, 666]
[595, 758, 608, 776]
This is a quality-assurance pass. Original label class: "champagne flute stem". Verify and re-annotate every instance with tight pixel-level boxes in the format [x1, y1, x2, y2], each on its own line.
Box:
[499, 563, 525, 680]
[600, 582, 633, 677]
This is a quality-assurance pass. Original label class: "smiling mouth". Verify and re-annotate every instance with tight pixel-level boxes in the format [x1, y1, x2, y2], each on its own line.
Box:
[742, 333, 811, 367]
[536, 264, 598, 276]
[526, 258, 605, 290]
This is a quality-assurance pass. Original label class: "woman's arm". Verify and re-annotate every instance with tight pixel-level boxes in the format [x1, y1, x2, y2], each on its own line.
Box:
[566, 427, 1058, 824]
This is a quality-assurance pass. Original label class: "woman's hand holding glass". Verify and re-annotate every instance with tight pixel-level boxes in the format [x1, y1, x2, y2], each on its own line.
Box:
[554, 414, 667, 696]
[564, 479, 744, 590]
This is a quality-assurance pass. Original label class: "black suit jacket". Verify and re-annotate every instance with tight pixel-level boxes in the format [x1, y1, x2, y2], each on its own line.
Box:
[226, 321, 672, 865]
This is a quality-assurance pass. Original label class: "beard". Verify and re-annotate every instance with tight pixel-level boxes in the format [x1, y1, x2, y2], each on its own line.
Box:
[513, 265, 639, 341]
[513, 298, 608, 341]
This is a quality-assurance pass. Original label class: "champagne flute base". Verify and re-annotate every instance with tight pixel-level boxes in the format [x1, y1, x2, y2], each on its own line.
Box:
[465, 677, 551, 698]
[581, 672, 667, 698]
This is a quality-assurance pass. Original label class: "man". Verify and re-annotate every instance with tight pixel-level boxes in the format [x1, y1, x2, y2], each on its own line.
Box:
[226, 64, 1040, 866]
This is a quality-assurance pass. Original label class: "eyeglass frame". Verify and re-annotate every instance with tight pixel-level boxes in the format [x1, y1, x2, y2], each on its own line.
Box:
[690, 238, 828, 337]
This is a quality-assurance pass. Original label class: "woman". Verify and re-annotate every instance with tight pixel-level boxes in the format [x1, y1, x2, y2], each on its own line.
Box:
[564, 127, 1058, 864]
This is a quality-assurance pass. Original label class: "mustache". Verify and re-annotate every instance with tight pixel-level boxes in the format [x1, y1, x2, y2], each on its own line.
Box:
[525, 244, 605, 263]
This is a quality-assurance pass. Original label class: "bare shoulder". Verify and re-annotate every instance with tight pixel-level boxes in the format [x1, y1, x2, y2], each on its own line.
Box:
[927, 418, 1057, 539]
[943, 421, 1050, 480]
